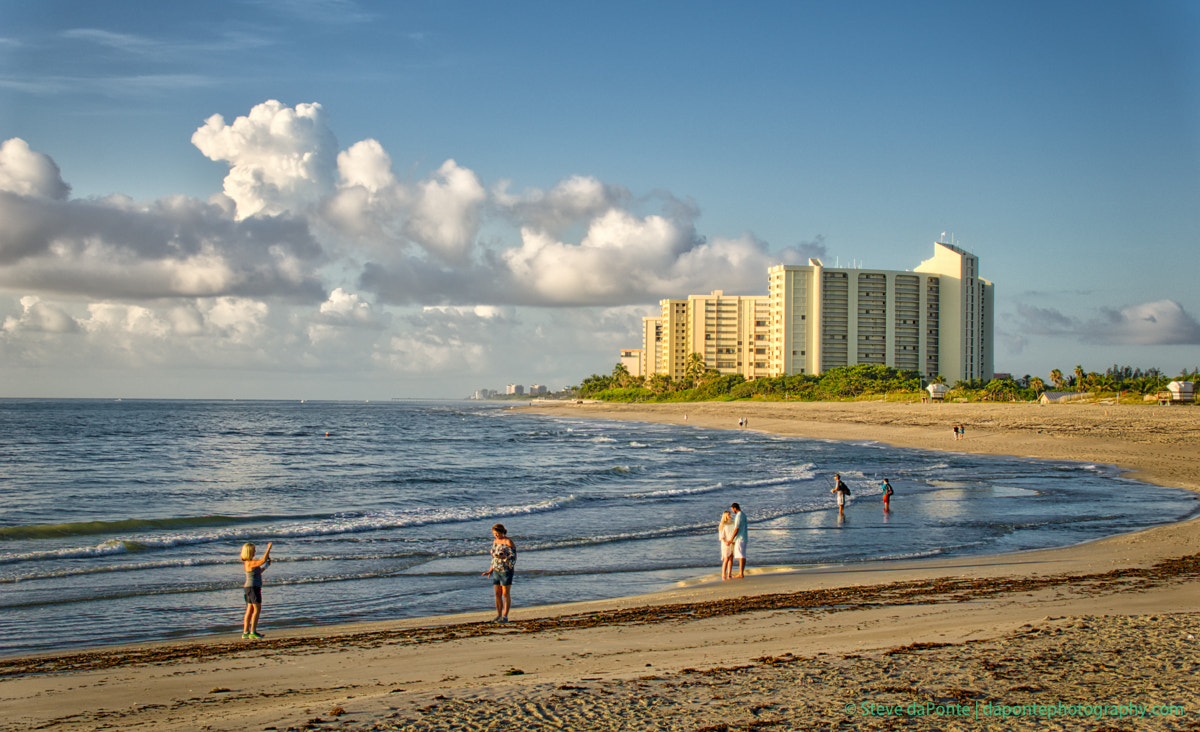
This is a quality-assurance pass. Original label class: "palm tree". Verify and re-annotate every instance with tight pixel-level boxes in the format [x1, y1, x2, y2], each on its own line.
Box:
[611, 362, 632, 388]
[1029, 376, 1045, 396]
[648, 373, 673, 394]
[1074, 365, 1085, 392]
[1050, 369, 1064, 389]
[684, 353, 707, 385]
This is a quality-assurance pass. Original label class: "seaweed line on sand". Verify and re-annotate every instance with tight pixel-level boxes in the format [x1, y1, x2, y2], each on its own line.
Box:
[3, 553, 1197, 678]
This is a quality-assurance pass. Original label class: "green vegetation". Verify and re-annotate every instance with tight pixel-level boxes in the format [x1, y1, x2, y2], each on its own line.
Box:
[573, 359, 1198, 404]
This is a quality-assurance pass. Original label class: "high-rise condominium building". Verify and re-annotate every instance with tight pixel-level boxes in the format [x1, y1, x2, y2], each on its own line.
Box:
[646, 292, 772, 379]
[640, 242, 993, 384]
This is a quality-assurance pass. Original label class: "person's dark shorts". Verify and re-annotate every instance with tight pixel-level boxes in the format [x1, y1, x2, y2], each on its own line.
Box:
[244, 586, 263, 604]
[492, 568, 514, 587]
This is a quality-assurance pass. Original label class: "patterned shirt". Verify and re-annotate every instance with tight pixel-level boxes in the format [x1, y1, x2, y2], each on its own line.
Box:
[490, 542, 516, 573]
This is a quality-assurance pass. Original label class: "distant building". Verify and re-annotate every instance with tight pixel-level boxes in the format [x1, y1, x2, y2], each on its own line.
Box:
[1039, 391, 1090, 404]
[506, 384, 525, 396]
[641, 292, 770, 379]
[529, 384, 549, 395]
[642, 317, 662, 378]
[472, 389, 496, 400]
[637, 241, 993, 384]
[619, 348, 645, 378]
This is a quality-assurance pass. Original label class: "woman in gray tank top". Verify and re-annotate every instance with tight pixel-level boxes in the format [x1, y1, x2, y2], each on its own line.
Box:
[240, 541, 273, 639]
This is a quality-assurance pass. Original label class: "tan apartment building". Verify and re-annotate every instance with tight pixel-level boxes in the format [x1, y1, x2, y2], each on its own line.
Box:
[642, 292, 772, 380]
[619, 348, 645, 378]
[641, 317, 662, 379]
[635, 241, 993, 384]
[767, 242, 992, 382]
[656, 299, 690, 379]
[687, 291, 772, 379]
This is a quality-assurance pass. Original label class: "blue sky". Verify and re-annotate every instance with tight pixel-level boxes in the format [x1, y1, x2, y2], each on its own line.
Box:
[2, 0, 1198, 398]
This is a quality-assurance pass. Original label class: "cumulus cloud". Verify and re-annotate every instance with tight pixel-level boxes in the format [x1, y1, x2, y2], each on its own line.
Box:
[4, 103, 803, 312]
[337, 138, 396, 193]
[0, 145, 325, 299]
[1, 296, 79, 333]
[361, 190, 802, 306]
[1093, 300, 1200, 345]
[0, 138, 70, 199]
[403, 159, 486, 263]
[192, 100, 337, 219]
[0, 99, 837, 396]
[316, 287, 376, 325]
[323, 147, 486, 265]
[1015, 300, 1200, 346]
[80, 297, 268, 344]
[493, 175, 629, 236]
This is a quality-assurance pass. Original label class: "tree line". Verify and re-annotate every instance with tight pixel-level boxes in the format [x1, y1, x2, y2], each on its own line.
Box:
[573, 360, 1199, 403]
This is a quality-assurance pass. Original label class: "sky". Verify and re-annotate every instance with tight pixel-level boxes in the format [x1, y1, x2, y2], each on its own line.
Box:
[1, 0, 1199, 399]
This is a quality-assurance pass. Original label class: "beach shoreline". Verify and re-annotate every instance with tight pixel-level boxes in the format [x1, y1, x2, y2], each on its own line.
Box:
[2, 401, 1198, 731]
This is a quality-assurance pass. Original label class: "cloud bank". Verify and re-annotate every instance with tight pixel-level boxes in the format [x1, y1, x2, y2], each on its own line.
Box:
[5, 100, 800, 309]
[7, 98, 1187, 396]
[1013, 300, 1200, 347]
[0, 99, 817, 394]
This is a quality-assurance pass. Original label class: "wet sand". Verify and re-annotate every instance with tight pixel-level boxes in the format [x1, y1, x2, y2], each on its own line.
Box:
[1, 401, 1198, 731]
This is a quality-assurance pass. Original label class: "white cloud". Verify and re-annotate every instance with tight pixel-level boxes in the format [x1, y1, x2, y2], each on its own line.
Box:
[0, 158, 325, 299]
[493, 174, 629, 235]
[317, 287, 375, 324]
[1, 296, 79, 333]
[1094, 300, 1200, 345]
[1014, 299, 1200, 346]
[422, 304, 505, 319]
[497, 213, 783, 305]
[0, 138, 70, 199]
[0, 100, 854, 397]
[337, 139, 396, 193]
[84, 302, 171, 339]
[323, 148, 486, 266]
[191, 100, 337, 219]
[403, 159, 486, 263]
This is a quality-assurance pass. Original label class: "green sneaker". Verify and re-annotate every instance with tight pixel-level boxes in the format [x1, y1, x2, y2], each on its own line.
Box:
[242, 632, 250, 639]
[247, 632, 263, 639]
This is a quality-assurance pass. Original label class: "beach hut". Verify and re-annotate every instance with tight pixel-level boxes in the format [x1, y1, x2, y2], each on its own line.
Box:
[1166, 381, 1194, 404]
[926, 383, 948, 401]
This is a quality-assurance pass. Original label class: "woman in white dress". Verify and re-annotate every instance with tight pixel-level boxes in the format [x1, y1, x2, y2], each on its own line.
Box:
[718, 510, 736, 580]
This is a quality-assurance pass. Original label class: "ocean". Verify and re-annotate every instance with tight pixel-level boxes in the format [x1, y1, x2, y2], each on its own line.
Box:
[1, 399, 1196, 658]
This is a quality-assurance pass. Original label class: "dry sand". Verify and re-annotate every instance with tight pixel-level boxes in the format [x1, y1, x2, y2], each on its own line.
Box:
[2, 401, 1198, 731]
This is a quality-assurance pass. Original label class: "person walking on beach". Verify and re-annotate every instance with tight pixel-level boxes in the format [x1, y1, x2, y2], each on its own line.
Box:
[718, 510, 736, 580]
[728, 503, 747, 578]
[881, 478, 894, 511]
[831, 473, 851, 515]
[241, 541, 273, 639]
[482, 523, 517, 622]
[952, 424, 960, 441]
[958, 424, 965, 440]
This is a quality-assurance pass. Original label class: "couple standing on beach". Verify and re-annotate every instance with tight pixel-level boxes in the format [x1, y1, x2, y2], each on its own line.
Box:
[718, 503, 747, 580]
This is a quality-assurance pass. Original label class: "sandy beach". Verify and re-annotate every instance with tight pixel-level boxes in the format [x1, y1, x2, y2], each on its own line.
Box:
[2, 401, 1198, 731]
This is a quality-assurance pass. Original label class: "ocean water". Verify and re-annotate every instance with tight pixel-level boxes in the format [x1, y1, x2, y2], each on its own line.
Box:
[1, 399, 1196, 658]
